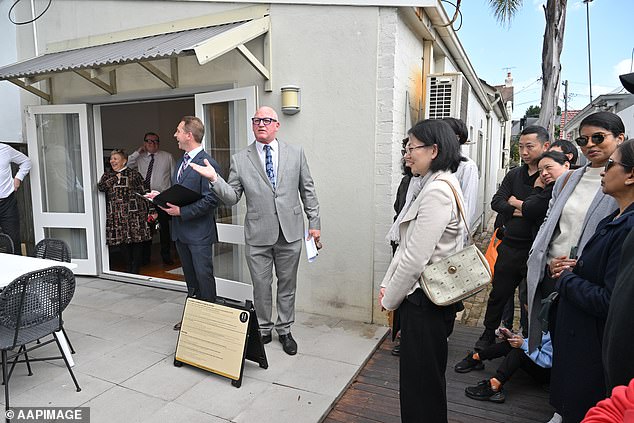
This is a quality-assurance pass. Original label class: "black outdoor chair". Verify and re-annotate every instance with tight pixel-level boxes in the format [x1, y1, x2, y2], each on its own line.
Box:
[32, 238, 76, 354]
[0, 266, 81, 414]
[34, 239, 71, 263]
[0, 234, 14, 255]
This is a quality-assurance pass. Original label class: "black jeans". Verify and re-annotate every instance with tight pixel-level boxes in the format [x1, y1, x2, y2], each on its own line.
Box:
[399, 290, 455, 423]
[0, 193, 21, 254]
[143, 208, 172, 262]
[478, 341, 550, 385]
[483, 242, 531, 332]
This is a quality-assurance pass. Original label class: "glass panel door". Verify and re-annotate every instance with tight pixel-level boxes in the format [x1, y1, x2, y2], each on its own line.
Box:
[195, 86, 257, 300]
[26, 104, 98, 274]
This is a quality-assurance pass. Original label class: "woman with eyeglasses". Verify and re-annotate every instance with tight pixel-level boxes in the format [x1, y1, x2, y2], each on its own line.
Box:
[98, 149, 152, 274]
[525, 111, 625, 422]
[379, 119, 465, 422]
[550, 139, 634, 422]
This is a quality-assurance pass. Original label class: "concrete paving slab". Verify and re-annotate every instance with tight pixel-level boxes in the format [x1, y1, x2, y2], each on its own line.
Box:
[77, 344, 166, 384]
[141, 402, 229, 423]
[81, 385, 166, 423]
[9, 373, 114, 407]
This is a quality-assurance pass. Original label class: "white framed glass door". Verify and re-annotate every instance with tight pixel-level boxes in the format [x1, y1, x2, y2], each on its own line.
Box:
[195, 86, 257, 300]
[26, 104, 98, 274]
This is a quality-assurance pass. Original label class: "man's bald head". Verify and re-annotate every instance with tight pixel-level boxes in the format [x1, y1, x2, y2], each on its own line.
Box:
[252, 106, 280, 144]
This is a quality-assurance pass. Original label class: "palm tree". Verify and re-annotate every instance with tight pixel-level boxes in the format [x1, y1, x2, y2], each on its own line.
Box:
[487, 0, 568, 137]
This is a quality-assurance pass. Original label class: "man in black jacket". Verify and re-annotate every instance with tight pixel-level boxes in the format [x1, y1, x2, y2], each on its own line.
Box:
[475, 125, 549, 351]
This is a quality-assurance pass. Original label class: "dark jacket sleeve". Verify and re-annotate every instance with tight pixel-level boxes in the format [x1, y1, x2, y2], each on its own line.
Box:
[556, 226, 630, 320]
[522, 184, 553, 223]
[491, 168, 517, 221]
[179, 156, 221, 221]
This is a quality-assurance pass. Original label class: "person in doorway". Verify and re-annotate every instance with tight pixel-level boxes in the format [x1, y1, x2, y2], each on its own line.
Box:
[127, 132, 176, 265]
[98, 149, 152, 274]
[475, 125, 550, 351]
[190, 106, 321, 356]
[149, 116, 221, 330]
[0, 143, 31, 254]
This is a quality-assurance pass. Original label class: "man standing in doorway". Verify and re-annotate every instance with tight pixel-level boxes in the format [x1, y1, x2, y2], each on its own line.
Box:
[475, 125, 550, 351]
[0, 143, 31, 254]
[190, 106, 321, 356]
[128, 132, 176, 265]
[159, 117, 221, 330]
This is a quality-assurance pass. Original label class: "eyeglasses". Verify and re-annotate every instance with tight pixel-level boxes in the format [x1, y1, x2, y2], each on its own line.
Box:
[402, 145, 433, 155]
[604, 158, 634, 172]
[144, 139, 159, 144]
[575, 132, 611, 147]
[251, 117, 278, 126]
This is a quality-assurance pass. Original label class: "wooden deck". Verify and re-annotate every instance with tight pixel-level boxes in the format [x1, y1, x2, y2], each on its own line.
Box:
[324, 324, 555, 423]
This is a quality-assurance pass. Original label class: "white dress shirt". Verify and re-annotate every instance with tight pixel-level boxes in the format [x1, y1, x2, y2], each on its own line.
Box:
[0, 143, 31, 199]
[127, 149, 175, 192]
[177, 145, 204, 181]
[254, 139, 279, 177]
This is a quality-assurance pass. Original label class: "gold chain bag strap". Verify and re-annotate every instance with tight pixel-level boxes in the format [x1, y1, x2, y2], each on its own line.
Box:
[419, 179, 492, 306]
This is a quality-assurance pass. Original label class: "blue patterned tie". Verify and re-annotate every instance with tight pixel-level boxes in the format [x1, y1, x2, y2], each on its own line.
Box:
[264, 144, 276, 189]
[177, 153, 190, 183]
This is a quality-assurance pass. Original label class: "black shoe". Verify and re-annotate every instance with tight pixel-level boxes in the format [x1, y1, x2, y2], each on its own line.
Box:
[173, 321, 182, 331]
[261, 333, 272, 344]
[465, 380, 505, 403]
[474, 330, 495, 351]
[391, 343, 400, 356]
[279, 333, 298, 355]
[454, 351, 485, 373]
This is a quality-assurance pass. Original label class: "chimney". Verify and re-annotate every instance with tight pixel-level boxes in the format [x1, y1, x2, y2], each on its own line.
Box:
[505, 72, 513, 87]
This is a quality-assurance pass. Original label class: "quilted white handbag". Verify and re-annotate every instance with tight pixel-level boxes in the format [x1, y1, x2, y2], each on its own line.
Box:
[420, 180, 492, 306]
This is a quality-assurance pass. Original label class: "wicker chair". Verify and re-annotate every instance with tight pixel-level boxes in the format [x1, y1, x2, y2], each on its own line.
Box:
[0, 234, 14, 254]
[34, 239, 71, 263]
[0, 266, 81, 411]
[32, 239, 75, 354]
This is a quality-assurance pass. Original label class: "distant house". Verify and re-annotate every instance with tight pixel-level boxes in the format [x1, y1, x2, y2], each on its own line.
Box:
[0, 0, 511, 323]
[563, 93, 634, 141]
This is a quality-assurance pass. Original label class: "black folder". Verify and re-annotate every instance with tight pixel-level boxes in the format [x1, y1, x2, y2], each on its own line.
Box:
[153, 184, 202, 208]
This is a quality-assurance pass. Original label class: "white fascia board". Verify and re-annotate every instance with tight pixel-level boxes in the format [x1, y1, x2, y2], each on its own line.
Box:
[194, 16, 270, 65]
[179, 0, 437, 6]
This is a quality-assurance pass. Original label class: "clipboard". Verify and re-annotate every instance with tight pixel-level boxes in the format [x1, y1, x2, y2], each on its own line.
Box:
[153, 184, 202, 208]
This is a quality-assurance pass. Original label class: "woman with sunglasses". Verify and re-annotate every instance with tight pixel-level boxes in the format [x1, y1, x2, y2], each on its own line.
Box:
[550, 139, 634, 422]
[526, 111, 625, 422]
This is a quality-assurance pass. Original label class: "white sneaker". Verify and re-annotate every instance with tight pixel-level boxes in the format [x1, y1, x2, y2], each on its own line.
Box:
[546, 412, 562, 423]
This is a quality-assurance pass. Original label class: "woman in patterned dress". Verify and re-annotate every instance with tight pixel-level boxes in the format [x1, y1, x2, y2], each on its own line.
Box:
[98, 149, 152, 274]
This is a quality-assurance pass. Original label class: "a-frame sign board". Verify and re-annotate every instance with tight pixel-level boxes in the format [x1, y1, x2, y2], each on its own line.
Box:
[174, 297, 268, 388]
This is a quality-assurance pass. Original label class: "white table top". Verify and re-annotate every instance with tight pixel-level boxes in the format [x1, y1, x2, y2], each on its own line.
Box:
[0, 253, 78, 288]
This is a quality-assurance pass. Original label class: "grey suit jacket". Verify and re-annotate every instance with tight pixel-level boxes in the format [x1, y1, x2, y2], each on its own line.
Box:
[526, 164, 618, 351]
[211, 139, 320, 246]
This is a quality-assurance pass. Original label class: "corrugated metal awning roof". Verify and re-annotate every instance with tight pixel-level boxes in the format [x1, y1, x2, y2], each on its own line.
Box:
[0, 21, 245, 80]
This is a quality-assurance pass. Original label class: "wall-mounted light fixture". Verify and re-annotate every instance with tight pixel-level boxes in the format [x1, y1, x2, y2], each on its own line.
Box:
[281, 85, 300, 115]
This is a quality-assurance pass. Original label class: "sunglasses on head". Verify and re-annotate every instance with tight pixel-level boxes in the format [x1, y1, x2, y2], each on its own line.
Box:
[575, 132, 611, 147]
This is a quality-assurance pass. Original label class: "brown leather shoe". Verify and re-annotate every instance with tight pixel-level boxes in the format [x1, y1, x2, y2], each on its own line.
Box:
[173, 322, 182, 331]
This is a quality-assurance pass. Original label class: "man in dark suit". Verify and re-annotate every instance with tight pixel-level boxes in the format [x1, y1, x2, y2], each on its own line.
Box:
[162, 116, 221, 330]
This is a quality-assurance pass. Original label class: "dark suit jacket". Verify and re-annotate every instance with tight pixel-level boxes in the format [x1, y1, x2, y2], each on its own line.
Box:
[550, 203, 634, 421]
[170, 149, 221, 245]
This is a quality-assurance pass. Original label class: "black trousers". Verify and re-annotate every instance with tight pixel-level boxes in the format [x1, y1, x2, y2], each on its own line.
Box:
[0, 193, 21, 254]
[175, 241, 216, 301]
[483, 242, 531, 331]
[118, 242, 144, 274]
[143, 208, 172, 262]
[399, 290, 455, 423]
[478, 341, 550, 385]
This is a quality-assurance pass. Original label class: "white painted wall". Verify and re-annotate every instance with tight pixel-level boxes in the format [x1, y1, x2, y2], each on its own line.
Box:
[617, 105, 634, 139]
[0, 1, 22, 142]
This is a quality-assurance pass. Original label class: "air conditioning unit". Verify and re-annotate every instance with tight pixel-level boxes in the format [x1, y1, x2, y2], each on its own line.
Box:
[425, 73, 469, 121]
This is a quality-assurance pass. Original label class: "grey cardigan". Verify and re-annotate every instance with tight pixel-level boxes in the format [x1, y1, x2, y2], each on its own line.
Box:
[526, 164, 618, 352]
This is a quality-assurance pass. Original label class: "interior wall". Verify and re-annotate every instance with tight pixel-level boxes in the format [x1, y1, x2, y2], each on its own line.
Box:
[100, 99, 194, 163]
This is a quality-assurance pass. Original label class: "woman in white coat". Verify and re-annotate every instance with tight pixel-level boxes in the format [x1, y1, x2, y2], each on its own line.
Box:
[379, 119, 466, 423]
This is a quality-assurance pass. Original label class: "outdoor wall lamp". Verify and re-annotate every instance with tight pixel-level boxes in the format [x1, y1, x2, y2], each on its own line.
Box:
[281, 85, 300, 115]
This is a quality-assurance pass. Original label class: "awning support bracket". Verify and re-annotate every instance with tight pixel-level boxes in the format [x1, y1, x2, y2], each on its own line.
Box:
[74, 69, 117, 95]
[8, 78, 51, 102]
[138, 58, 179, 89]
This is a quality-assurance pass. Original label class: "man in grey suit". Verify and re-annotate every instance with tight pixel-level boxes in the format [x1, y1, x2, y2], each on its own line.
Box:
[152, 116, 221, 330]
[190, 106, 320, 355]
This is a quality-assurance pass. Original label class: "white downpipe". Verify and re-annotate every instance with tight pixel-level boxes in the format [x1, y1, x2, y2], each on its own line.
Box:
[30, 0, 39, 56]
